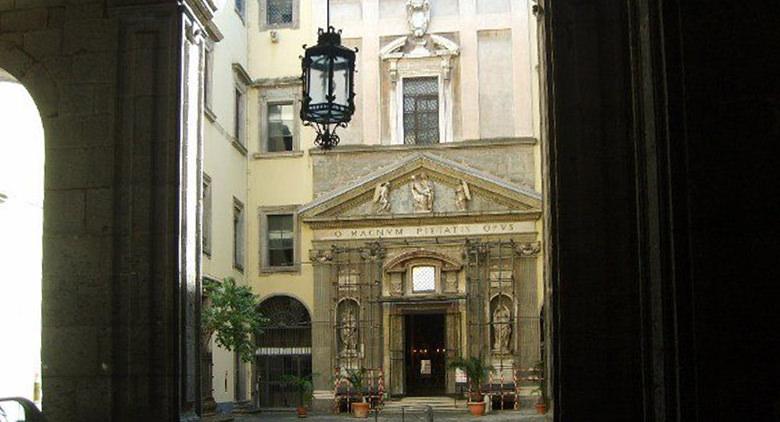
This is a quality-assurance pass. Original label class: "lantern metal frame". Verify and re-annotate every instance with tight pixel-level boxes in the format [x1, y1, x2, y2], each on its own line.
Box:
[300, 10, 357, 149]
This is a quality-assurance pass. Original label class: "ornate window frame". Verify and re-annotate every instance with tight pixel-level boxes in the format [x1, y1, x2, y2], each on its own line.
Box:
[384, 250, 462, 296]
[380, 35, 459, 145]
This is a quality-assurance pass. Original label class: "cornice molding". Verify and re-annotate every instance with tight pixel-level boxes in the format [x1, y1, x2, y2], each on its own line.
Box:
[309, 137, 538, 155]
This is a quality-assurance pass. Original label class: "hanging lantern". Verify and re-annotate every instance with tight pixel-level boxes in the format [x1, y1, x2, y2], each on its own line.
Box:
[300, 25, 357, 149]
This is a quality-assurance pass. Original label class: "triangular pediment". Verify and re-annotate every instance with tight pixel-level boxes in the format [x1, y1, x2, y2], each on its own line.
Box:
[299, 153, 541, 224]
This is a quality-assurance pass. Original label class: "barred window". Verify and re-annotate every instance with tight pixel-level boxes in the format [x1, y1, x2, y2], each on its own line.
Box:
[267, 0, 293, 25]
[403, 77, 439, 145]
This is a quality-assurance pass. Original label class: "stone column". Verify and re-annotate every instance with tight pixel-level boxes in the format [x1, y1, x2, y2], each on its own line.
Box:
[515, 242, 542, 371]
[466, 243, 490, 358]
[388, 311, 405, 396]
[445, 309, 461, 394]
[310, 249, 334, 412]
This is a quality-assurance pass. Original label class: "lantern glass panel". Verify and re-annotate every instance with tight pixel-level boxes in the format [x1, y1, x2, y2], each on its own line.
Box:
[332, 54, 350, 110]
[308, 54, 329, 107]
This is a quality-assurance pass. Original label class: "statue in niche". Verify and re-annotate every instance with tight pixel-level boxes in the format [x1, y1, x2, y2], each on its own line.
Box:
[493, 305, 512, 353]
[373, 182, 391, 214]
[406, 0, 431, 39]
[455, 180, 471, 211]
[340, 306, 358, 355]
[411, 173, 434, 212]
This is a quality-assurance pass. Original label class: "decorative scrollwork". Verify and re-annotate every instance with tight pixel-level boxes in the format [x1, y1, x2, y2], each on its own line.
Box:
[310, 249, 334, 263]
[304, 120, 346, 149]
[360, 242, 386, 261]
[516, 241, 542, 257]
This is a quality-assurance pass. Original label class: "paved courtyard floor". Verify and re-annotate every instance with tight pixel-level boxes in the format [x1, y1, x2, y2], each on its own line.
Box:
[231, 410, 548, 421]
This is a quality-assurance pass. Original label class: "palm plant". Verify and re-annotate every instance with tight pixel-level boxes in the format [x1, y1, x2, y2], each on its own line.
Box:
[280, 374, 313, 408]
[532, 359, 548, 407]
[448, 355, 494, 402]
[345, 367, 367, 402]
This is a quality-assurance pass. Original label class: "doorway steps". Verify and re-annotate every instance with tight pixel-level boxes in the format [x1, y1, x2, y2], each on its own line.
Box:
[382, 396, 465, 413]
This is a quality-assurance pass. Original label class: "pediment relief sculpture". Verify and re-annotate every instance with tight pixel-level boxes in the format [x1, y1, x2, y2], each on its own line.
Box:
[373, 182, 391, 213]
[298, 153, 542, 222]
[455, 180, 471, 211]
[411, 172, 434, 212]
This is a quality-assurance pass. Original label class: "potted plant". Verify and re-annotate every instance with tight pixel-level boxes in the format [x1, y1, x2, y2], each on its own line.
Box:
[345, 368, 370, 418]
[532, 360, 548, 414]
[281, 374, 313, 418]
[448, 356, 493, 416]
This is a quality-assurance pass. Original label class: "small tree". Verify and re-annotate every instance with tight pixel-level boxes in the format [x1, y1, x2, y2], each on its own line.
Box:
[202, 277, 267, 363]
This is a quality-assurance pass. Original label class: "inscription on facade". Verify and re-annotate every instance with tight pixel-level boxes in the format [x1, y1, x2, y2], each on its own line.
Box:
[313, 221, 534, 241]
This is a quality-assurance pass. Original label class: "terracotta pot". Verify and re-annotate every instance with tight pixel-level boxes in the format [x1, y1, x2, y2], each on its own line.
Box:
[352, 401, 370, 418]
[535, 402, 547, 414]
[467, 401, 486, 416]
[296, 406, 308, 418]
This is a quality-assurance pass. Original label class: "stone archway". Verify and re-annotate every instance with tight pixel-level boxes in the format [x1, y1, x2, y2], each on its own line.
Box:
[0, 67, 45, 405]
[255, 295, 313, 408]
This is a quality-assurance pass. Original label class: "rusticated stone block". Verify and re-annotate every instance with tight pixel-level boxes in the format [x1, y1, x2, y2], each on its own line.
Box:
[0, 0, 15, 12]
[0, 7, 48, 32]
[63, 18, 116, 53]
[44, 146, 114, 189]
[23, 29, 61, 59]
[41, 325, 101, 376]
[71, 52, 112, 83]
[43, 189, 86, 234]
[85, 187, 113, 234]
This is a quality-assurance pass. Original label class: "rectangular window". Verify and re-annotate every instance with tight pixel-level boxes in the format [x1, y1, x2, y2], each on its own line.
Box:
[403, 77, 439, 145]
[412, 266, 436, 292]
[267, 0, 293, 25]
[235, 0, 246, 19]
[267, 103, 294, 152]
[267, 214, 294, 267]
[233, 200, 245, 270]
[234, 89, 245, 145]
[202, 175, 212, 256]
[204, 46, 214, 112]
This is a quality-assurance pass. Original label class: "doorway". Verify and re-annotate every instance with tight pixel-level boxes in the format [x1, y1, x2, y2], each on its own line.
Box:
[404, 313, 446, 396]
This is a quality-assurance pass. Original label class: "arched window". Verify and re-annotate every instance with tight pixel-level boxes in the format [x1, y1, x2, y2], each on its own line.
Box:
[255, 296, 311, 407]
